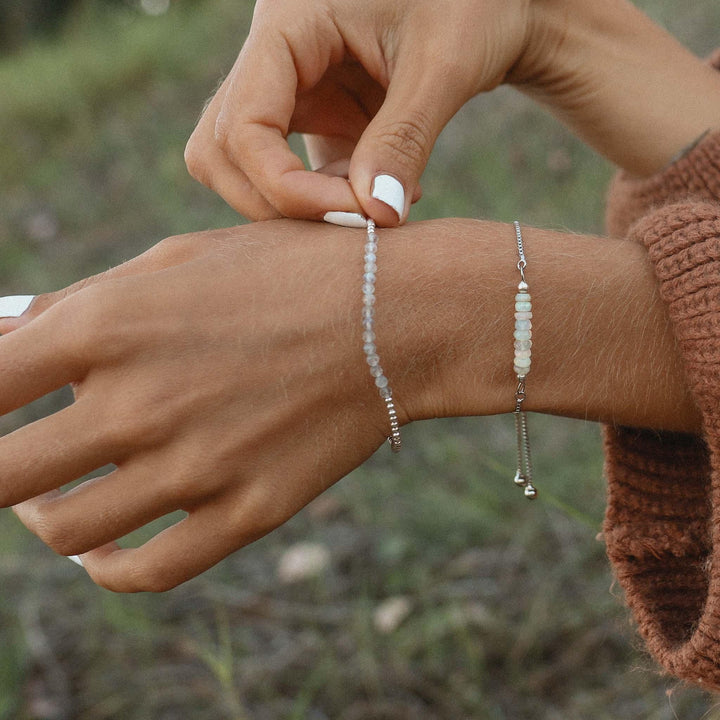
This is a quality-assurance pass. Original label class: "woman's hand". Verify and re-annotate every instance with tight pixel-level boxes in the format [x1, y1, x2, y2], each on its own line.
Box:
[0, 217, 701, 591]
[186, 0, 720, 223]
[185, 0, 532, 226]
[0, 221, 422, 592]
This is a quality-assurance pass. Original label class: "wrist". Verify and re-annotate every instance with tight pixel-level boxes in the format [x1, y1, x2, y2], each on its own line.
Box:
[515, 0, 720, 175]
[376, 218, 700, 434]
[377, 218, 516, 424]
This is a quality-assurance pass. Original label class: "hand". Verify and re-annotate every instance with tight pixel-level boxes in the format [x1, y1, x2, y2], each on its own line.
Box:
[186, 0, 720, 220]
[184, 0, 532, 226]
[0, 221, 418, 591]
[0, 216, 701, 592]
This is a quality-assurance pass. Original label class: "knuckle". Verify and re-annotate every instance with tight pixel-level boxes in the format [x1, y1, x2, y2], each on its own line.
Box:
[102, 403, 164, 455]
[125, 563, 178, 593]
[184, 136, 212, 187]
[26, 509, 75, 555]
[213, 112, 230, 147]
[90, 557, 178, 593]
[375, 112, 433, 172]
[61, 284, 115, 354]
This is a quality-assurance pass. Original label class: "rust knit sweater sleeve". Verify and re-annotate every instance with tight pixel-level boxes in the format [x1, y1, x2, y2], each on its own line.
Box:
[603, 124, 720, 688]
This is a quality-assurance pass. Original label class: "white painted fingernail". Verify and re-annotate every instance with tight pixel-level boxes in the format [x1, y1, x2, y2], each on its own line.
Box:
[323, 211, 367, 228]
[0, 295, 35, 318]
[371, 175, 405, 220]
[67, 555, 84, 567]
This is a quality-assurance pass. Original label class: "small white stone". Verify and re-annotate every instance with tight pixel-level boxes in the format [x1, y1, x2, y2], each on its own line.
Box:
[515, 320, 531, 331]
[515, 311, 532, 320]
[515, 356, 531, 368]
[515, 293, 531, 302]
[515, 301, 532, 312]
[373, 596, 413, 634]
[514, 329, 531, 341]
[277, 542, 331, 584]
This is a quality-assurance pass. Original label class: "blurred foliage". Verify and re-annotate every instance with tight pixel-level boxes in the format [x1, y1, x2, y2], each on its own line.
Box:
[0, 1, 719, 718]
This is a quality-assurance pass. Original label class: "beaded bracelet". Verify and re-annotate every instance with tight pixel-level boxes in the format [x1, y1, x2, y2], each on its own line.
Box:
[362, 219, 402, 452]
[512, 221, 537, 499]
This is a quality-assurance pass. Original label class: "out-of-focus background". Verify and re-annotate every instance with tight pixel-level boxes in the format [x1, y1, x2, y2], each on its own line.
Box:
[1, 1, 719, 718]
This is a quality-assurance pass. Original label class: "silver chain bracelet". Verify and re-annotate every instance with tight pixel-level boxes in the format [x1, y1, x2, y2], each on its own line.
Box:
[512, 221, 537, 499]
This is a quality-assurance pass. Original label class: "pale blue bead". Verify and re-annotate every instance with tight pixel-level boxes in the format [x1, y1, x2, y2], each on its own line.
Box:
[379, 386, 392, 399]
[514, 366, 530, 377]
[514, 329, 531, 340]
[362, 307, 374, 319]
[367, 232, 377, 242]
[364, 252, 376, 263]
[365, 242, 378, 254]
[515, 311, 532, 320]
[515, 320, 532, 331]
[514, 340, 532, 350]
[363, 343, 376, 355]
[515, 356, 531, 368]
[363, 294, 375, 306]
[515, 301, 532, 312]
[365, 262, 377, 273]
[362, 283, 374, 295]
[514, 349, 531, 359]
[363, 319, 374, 331]
[363, 330, 376, 343]
[363, 272, 376, 284]
[515, 292, 531, 302]
[375, 375, 389, 389]
[366, 354, 380, 366]
[371, 366, 384, 378]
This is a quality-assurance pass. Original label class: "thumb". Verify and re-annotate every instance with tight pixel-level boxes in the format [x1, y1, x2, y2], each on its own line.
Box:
[348, 56, 470, 226]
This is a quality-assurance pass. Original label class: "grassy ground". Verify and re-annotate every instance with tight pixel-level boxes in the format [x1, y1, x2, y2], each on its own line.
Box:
[1, 1, 719, 718]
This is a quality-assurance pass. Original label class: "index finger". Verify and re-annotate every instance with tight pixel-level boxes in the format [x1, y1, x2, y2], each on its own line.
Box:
[215, 29, 362, 219]
[0, 301, 88, 416]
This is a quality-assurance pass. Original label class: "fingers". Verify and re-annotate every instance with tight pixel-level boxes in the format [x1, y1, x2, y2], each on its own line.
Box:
[185, 83, 282, 221]
[12, 457, 183, 557]
[0, 305, 91, 412]
[348, 49, 472, 226]
[0, 230, 209, 334]
[185, 11, 364, 221]
[0, 400, 126, 507]
[81, 501, 244, 593]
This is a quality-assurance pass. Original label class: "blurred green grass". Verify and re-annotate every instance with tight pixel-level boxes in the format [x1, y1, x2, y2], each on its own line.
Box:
[0, 1, 719, 718]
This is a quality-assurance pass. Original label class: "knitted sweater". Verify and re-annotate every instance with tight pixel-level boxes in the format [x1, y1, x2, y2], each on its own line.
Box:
[603, 56, 720, 688]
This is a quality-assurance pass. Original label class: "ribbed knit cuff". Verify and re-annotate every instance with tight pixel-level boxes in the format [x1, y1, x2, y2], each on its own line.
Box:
[606, 131, 720, 238]
[604, 202, 720, 689]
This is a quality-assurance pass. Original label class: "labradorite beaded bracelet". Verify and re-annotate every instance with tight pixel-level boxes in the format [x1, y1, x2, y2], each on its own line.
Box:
[512, 220, 537, 499]
[362, 219, 401, 452]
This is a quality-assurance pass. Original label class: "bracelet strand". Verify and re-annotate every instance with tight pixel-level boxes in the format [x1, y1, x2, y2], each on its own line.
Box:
[512, 221, 537, 499]
[362, 219, 401, 452]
